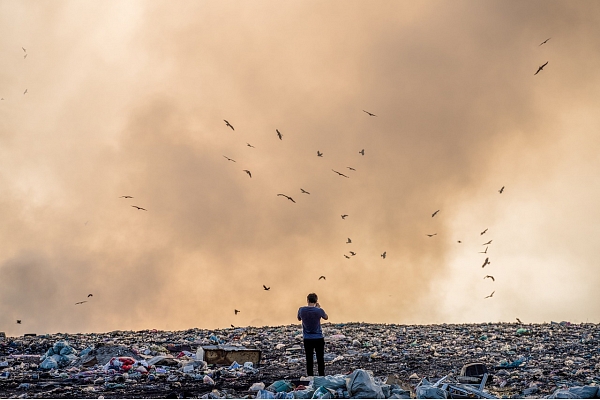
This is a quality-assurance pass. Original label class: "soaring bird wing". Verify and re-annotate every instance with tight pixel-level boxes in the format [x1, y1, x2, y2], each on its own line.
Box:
[432, 210, 440, 217]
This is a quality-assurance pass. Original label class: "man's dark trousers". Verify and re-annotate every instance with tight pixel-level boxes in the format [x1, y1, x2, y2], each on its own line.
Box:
[303, 338, 325, 376]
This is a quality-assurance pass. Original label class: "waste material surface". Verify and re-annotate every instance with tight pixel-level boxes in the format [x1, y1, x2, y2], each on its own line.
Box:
[1, 322, 599, 398]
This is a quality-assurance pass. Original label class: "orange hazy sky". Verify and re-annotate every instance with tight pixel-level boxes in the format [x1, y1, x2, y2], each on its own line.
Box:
[2, 1, 600, 336]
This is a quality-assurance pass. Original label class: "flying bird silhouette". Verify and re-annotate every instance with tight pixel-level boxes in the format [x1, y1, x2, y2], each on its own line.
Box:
[22, 47, 26, 52]
[318, 276, 326, 280]
[277, 194, 296, 203]
[317, 151, 323, 157]
[482, 257, 490, 268]
[349, 251, 356, 256]
[341, 214, 348, 219]
[363, 110, 376, 117]
[223, 155, 236, 162]
[516, 318, 522, 324]
[332, 169, 349, 178]
[534, 61, 548, 75]
[359, 149, 365, 156]
[23, 89, 27, 94]
[75, 301, 88, 305]
[427, 233, 437, 237]
[481, 228, 488, 235]
[347, 167, 356, 171]
[346, 238, 351, 244]
[276, 129, 283, 140]
[485, 291, 495, 299]
[224, 120, 234, 130]
[479, 246, 488, 254]
[234, 309, 240, 315]
[300, 188, 310, 194]
[263, 285, 270, 291]
[539, 38, 551, 46]
[131, 206, 147, 211]
[484, 275, 495, 281]
[344, 255, 350, 259]
[458, 240, 462, 243]
[120, 196, 133, 198]
[231, 324, 235, 328]
[88, 294, 93, 297]
[381, 251, 386, 259]
[243, 169, 252, 178]
[432, 210, 440, 217]
[247, 143, 255, 148]
[482, 240, 493, 245]
[24, 54, 27, 59]
[16, 320, 21, 324]
[499, 186, 505, 194]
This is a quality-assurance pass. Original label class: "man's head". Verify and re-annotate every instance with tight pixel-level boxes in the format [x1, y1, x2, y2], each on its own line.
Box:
[307, 293, 318, 304]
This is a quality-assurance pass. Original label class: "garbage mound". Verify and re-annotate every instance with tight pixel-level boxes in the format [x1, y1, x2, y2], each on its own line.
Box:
[1, 322, 600, 398]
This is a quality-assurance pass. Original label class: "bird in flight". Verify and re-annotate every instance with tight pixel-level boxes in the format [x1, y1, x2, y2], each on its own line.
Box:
[381, 251, 386, 259]
[359, 149, 365, 156]
[499, 186, 505, 194]
[317, 151, 323, 157]
[481, 228, 488, 235]
[223, 155, 236, 162]
[318, 276, 326, 280]
[88, 294, 93, 297]
[341, 214, 348, 219]
[243, 169, 252, 178]
[432, 210, 440, 217]
[457, 240, 462, 243]
[347, 167, 356, 171]
[120, 195, 133, 199]
[263, 285, 270, 291]
[516, 318, 522, 324]
[234, 309, 240, 315]
[23, 89, 27, 94]
[482, 240, 493, 245]
[16, 320, 22, 324]
[247, 143, 255, 148]
[131, 205, 147, 211]
[479, 246, 488, 254]
[346, 238, 352, 244]
[484, 275, 495, 281]
[482, 257, 490, 268]
[427, 233, 437, 237]
[363, 110, 376, 117]
[24, 54, 27, 59]
[277, 194, 296, 203]
[75, 301, 88, 305]
[534, 61, 548, 75]
[300, 188, 310, 194]
[224, 120, 234, 130]
[484, 291, 495, 299]
[276, 129, 283, 140]
[332, 169, 349, 178]
[349, 251, 356, 256]
[22, 47, 26, 52]
[539, 38, 550, 46]
[344, 255, 350, 259]
[231, 324, 235, 328]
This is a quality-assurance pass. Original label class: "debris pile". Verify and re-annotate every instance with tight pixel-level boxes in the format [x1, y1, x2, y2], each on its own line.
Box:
[1, 322, 599, 398]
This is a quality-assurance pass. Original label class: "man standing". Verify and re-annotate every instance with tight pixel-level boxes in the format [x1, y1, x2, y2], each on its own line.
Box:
[297, 293, 328, 376]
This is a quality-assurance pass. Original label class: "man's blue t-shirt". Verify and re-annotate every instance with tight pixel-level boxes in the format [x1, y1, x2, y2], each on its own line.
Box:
[297, 306, 326, 339]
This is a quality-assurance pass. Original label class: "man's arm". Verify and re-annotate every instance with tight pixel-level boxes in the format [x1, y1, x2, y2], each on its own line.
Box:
[297, 308, 302, 321]
[321, 309, 329, 320]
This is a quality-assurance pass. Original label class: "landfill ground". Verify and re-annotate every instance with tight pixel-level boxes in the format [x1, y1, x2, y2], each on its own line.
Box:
[1, 321, 599, 399]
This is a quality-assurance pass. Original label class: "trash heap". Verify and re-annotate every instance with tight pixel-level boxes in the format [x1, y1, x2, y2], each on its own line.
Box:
[1, 321, 600, 398]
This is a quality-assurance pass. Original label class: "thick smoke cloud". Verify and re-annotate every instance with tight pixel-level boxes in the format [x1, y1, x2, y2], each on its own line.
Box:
[1, 1, 600, 336]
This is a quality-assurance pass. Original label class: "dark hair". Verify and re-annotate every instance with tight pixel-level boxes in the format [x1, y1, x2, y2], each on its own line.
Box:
[307, 293, 318, 303]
